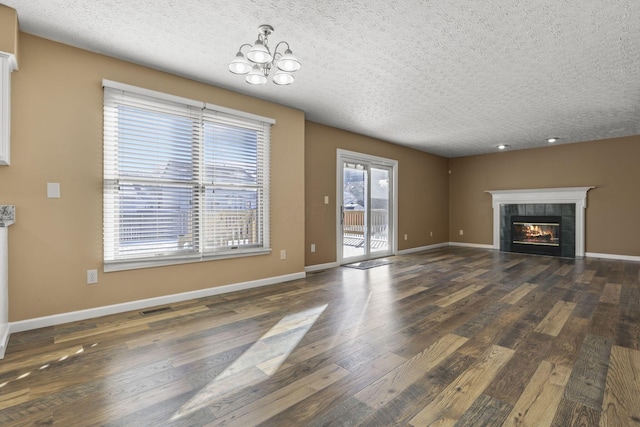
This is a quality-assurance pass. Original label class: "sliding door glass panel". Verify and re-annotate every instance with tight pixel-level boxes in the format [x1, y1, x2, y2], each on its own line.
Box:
[370, 167, 390, 254]
[342, 162, 367, 260]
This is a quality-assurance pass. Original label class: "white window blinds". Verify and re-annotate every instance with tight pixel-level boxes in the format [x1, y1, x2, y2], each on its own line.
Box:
[103, 82, 272, 269]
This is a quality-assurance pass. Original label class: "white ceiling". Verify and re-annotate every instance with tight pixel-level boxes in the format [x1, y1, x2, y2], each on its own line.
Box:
[3, 0, 639, 157]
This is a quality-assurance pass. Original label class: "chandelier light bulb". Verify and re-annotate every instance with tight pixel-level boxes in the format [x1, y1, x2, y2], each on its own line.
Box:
[247, 40, 272, 64]
[230, 25, 300, 86]
[277, 49, 301, 72]
[273, 71, 294, 85]
[228, 52, 252, 75]
[246, 65, 267, 85]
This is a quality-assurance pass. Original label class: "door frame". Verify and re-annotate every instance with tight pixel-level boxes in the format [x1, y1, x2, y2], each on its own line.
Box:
[336, 149, 398, 264]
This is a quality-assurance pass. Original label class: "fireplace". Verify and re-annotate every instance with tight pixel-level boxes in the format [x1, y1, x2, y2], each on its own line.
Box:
[510, 216, 561, 256]
[486, 187, 594, 259]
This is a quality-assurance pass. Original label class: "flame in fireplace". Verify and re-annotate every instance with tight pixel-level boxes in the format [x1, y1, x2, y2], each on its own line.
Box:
[524, 225, 553, 241]
[513, 221, 560, 246]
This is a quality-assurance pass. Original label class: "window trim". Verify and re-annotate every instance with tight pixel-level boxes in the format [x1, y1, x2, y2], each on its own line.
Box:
[102, 80, 274, 272]
[102, 80, 276, 125]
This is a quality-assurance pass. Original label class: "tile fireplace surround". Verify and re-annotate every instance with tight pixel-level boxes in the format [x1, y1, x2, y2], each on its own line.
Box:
[486, 187, 594, 258]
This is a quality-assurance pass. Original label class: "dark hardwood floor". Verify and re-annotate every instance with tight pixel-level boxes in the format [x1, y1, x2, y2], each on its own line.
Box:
[1, 247, 639, 426]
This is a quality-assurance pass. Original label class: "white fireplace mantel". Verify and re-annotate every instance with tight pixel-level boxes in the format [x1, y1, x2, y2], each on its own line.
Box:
[485, 187, 594, 258]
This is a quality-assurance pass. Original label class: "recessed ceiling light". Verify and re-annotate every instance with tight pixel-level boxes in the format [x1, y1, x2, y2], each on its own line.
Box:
[497, 144, 507, 150]
[547, 137, 558, 143]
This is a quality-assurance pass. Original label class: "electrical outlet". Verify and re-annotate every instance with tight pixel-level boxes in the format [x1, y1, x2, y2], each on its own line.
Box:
[87, 269, 98, 284]
[280, 249, 287, 260]
[404, 234, 408, 241]
[459, 229, 464, 236]
[311, 244, 316, 253]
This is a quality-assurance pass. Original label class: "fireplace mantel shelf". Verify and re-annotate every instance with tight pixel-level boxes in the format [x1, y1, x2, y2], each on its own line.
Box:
[486, 187, 595, 258]
[486, 187, 595, 207]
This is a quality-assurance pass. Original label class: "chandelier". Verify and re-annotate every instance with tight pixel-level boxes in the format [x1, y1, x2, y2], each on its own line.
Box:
[228, 25, 301, 85]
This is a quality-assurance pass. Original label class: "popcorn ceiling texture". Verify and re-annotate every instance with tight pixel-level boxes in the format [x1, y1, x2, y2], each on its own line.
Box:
[4, 0, 640, 157]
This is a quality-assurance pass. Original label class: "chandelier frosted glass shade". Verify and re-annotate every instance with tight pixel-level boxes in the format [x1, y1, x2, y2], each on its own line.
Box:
[277, 50, 301, 72]
[229, 25, 301, 86]
[246, 65, 268, 85]
[247, 40, 273, 64]
[228, 52, 252, 75]
[273, 71, 294, 85]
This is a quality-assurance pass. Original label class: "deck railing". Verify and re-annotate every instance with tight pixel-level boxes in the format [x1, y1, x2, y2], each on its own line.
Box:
[343, 209, 388, 236]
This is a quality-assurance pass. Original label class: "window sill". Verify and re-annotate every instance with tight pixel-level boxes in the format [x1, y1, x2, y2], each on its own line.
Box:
[104, 248, 272, 272]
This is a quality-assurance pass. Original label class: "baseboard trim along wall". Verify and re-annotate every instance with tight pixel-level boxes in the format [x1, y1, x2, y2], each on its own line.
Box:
[397, 242, 450, 255]
[305, 261, 340, 273]
[10, 271, 306, 333]
[449, 242, 495, 250]
[585, 252, 640, 262]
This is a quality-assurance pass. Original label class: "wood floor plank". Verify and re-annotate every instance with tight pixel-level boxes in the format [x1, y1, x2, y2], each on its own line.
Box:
[600, 283, 622, 304]
[572, 291, 601, 319]
[359, 353, 477, 427]
[615, 285, 640, 350]
[554, 264, 573, 276]
[500, 282, 538, 304]
[53, 305, 210, 344]
[546, 317, 589, 368]
[600, 345, 640, 426]
[457, 290, 542, 358]
[125, 306, 270, 349]
[503, 360, 571, 427]
[497, 288, 567, 350]
[209, 363, 349, 426]
[452, 268, 489, 282]
[552, 398, 601, 427]
[453, 393, 512, 427]
[0, 389, 30, 411]
[589, 302, 619, 339]
[563, 334, 612, 410]
[433, 283, 486, 307]
[484, 331, 554, 405]
[534, 300, 577, 336]
[355, 333, 468, 409]
[0, 345, 84, 375]
[409, 344, 514, 426]
[265, 350, 407, 426]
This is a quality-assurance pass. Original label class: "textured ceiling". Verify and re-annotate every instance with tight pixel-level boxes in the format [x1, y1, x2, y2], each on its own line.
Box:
[3, 0, 639, 157]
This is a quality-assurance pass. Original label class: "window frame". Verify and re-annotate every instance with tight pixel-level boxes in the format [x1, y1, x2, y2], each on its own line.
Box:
[102, 80, 273, 272]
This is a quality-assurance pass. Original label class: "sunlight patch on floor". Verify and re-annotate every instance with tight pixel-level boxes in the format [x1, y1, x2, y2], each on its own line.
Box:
[171, 304, 328, 421]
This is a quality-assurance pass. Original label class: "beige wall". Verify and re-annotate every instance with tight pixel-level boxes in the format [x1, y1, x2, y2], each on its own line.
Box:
[449, 136, 640, 256]
[305, 121, 449, 266]
[0, 33, 305, 321]
[0, 5, 18, 59]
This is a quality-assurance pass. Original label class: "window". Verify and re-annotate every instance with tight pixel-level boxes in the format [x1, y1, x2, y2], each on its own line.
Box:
[103, 81, 273, 271]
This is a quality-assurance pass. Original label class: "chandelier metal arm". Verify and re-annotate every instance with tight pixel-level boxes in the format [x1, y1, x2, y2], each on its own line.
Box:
[236, 43, 253, 54]
[273, 41, 290, 55]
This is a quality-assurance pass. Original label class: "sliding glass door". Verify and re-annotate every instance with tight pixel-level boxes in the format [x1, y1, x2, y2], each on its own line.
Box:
[337, 150, 396, 264]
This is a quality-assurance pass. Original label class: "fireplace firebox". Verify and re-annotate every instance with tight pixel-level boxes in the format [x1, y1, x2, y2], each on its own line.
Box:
[510, 216, 562, 256]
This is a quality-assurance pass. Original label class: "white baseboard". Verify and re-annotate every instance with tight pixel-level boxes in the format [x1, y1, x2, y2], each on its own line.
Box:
[397, 242, 449, 255]
[585, 252, 640, 262]
[449, 242, 495, 250]
[305, 262, 340, 273]
[10, 271, 306, 333]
